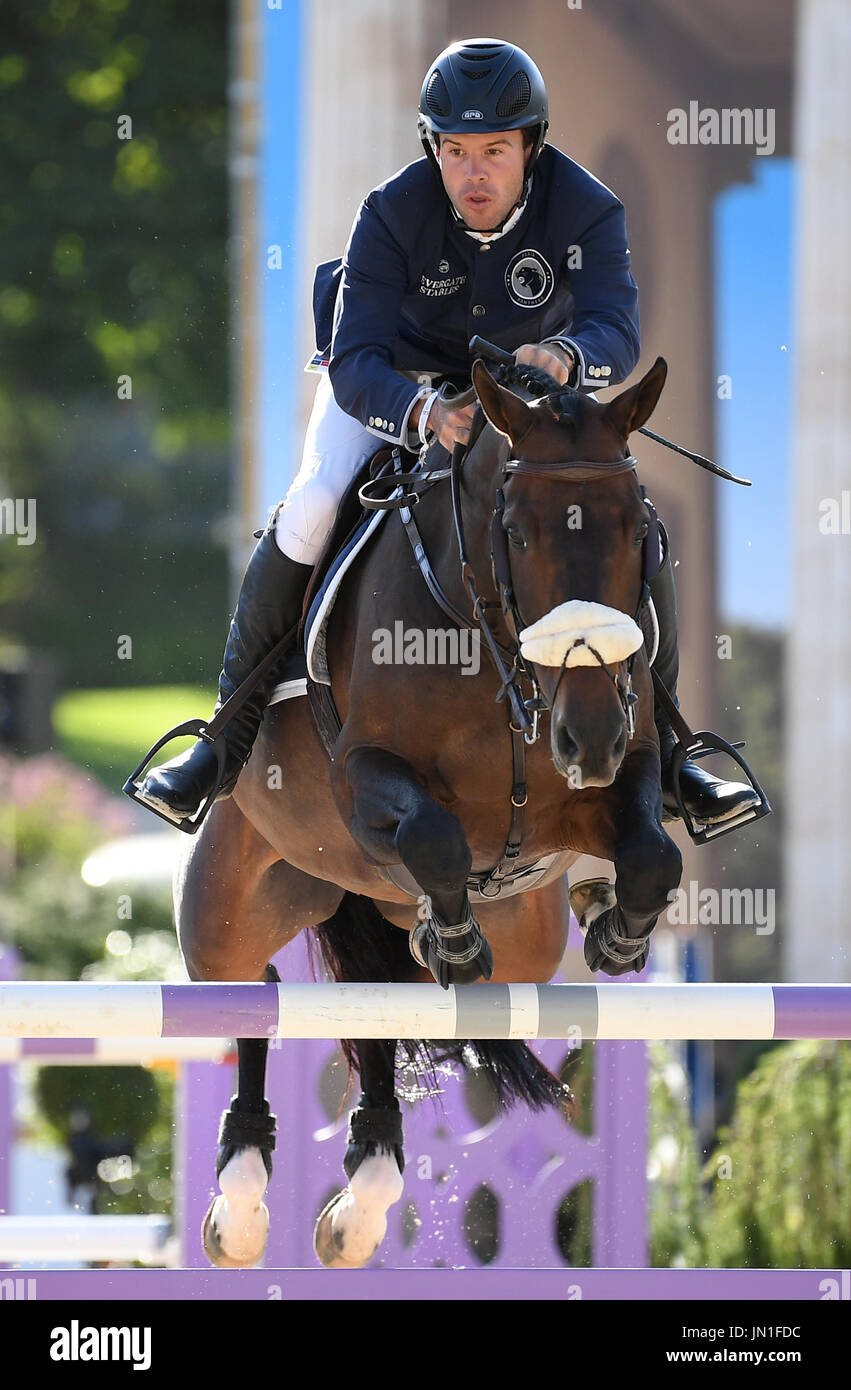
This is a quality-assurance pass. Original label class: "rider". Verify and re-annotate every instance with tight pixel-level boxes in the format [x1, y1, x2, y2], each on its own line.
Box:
[136, 37, 759, 831]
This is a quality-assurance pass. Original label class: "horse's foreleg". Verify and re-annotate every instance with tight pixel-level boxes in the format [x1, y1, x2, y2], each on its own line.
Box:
[313, 1039, 405, 1269]
[202, 970, 278, 1269]
[344, 747, 492, 988]
[579, 747, 682, 976]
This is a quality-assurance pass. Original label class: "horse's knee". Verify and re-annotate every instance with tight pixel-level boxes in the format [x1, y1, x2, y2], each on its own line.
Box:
[395, 802, 471, 889]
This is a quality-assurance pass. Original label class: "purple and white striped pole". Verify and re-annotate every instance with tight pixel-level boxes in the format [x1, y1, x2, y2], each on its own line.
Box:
[0, 982, 849, 1040]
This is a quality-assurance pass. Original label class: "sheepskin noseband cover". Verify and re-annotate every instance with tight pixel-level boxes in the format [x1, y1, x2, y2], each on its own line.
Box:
[519, 600, 643, 669]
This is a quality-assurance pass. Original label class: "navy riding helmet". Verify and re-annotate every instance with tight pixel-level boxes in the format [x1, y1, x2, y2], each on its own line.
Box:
[418, 38, 550, 175]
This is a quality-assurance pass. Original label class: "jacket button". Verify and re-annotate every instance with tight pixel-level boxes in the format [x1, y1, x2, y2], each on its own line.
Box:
[479, 244, 491, 253]
[472, 304, 486, 317]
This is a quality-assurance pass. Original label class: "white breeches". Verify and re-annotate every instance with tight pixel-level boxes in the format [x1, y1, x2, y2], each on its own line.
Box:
[274, 375, 379, 564]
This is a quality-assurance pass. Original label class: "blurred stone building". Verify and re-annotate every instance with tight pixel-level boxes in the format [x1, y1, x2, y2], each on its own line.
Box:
[234, 0, 849, 981]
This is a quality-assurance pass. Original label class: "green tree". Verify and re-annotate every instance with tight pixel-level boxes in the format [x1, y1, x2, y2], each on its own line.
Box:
[702, 1040, 851, 1268]
[0, 0, 231, 685]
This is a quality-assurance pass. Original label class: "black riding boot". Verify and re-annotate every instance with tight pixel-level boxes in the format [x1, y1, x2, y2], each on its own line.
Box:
[139, 520, 313, 819]
[648, 540, 760, 826]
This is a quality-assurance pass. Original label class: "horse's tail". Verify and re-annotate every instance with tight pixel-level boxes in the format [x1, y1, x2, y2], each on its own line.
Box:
[309, 890, 574, 1116]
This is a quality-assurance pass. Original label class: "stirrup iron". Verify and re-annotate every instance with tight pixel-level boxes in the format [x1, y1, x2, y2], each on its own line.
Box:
[669, 731, 771, 845]
[123, 719, 227, 835]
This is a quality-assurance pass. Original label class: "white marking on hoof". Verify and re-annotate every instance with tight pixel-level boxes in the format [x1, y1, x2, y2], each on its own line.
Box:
[313, 1154, 404, 1270]
[202, 1147, 270, 1269]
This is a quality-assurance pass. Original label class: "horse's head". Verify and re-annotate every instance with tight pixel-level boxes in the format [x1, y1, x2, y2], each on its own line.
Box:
[471, 356, 667, 788]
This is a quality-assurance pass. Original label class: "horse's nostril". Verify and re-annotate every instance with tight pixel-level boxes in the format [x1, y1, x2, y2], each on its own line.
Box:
[556, 725, 580, 768]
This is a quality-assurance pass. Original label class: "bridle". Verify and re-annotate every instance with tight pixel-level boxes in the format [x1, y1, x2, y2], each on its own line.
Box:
[452, 437, 659, 747]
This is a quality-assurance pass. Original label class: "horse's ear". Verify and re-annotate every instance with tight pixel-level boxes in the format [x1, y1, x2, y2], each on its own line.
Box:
[603, 357, 668, 439]
[472, 359, 534, 446]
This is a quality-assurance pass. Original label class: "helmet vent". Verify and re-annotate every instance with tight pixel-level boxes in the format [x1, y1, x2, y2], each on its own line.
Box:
[496, 71, 532, 119]
[425, 70, 451, 117]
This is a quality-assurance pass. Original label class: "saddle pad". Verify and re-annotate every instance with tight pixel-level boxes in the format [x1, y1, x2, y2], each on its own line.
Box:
[268, 648, 308, 707]
[303, 504, 392, 686]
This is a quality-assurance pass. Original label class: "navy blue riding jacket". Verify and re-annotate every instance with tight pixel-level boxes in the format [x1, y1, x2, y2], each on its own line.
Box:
[312, 144, 640, 448]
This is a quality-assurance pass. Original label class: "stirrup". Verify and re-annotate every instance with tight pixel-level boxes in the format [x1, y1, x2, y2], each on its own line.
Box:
[669, 731, 771, 846]
[123, 719, 228, 835]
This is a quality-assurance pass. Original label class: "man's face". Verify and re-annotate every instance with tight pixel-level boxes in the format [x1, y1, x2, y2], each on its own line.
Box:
[437, 128, 528, 231]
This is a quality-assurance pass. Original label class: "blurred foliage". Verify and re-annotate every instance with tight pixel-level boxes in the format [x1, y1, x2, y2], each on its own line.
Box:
[646, 1038, 851, 1269]
[648, 1042, 705, 1266]
[54, 682, 213, 788]
[714, 622, 783, 981]
[36, 1065, 160, 1148]
[0, 751, 178, 978]
[701, 1040, 851, 1268]
[0, 0, 231, 686]
[29, 1065, 174, 1220]
[1, 747, 181, 1233]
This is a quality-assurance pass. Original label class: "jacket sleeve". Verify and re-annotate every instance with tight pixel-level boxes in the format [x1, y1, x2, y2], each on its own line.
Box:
[328, 196, 429, 446]
[543, 200, 640, 389]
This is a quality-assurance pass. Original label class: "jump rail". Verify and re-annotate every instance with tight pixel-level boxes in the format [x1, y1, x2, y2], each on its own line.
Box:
[0, 982, 849, 1040]
[0, 1215, 176, 1265]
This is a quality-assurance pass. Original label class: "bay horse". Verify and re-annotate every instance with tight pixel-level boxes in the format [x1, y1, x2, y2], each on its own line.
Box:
[174, 355, 683, 1268]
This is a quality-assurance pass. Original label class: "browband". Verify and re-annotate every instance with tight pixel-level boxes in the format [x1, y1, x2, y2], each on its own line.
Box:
[503, 455, 638, 483]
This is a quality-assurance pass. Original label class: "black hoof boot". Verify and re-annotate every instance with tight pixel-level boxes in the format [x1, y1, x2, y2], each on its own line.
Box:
[214, 1097, 277, 1182]
[409, 905, 494, 988]
[343, 1105, 405, 1183]
[584, 905, 652, 977]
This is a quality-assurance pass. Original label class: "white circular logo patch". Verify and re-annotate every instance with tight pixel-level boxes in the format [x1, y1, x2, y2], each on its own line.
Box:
[505, 249, 554, 309]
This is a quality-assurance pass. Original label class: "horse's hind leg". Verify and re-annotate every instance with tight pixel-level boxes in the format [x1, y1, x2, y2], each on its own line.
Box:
[201, 969, 278, 1269]
[313, 1040, 405, 1269]
[176, 798, 343, 1268]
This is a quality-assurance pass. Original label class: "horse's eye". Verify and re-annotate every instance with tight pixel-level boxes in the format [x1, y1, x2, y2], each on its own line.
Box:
[635, 521, 649, 546]
[506, 525, 527, 552]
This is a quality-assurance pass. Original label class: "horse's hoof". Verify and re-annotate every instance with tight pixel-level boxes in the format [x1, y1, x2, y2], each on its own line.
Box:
[202, 1193, 269, 1269]
[569, 877, 617, 934]
[313, 1152, 404, 1269]
[313, 1190, 380, 1270]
